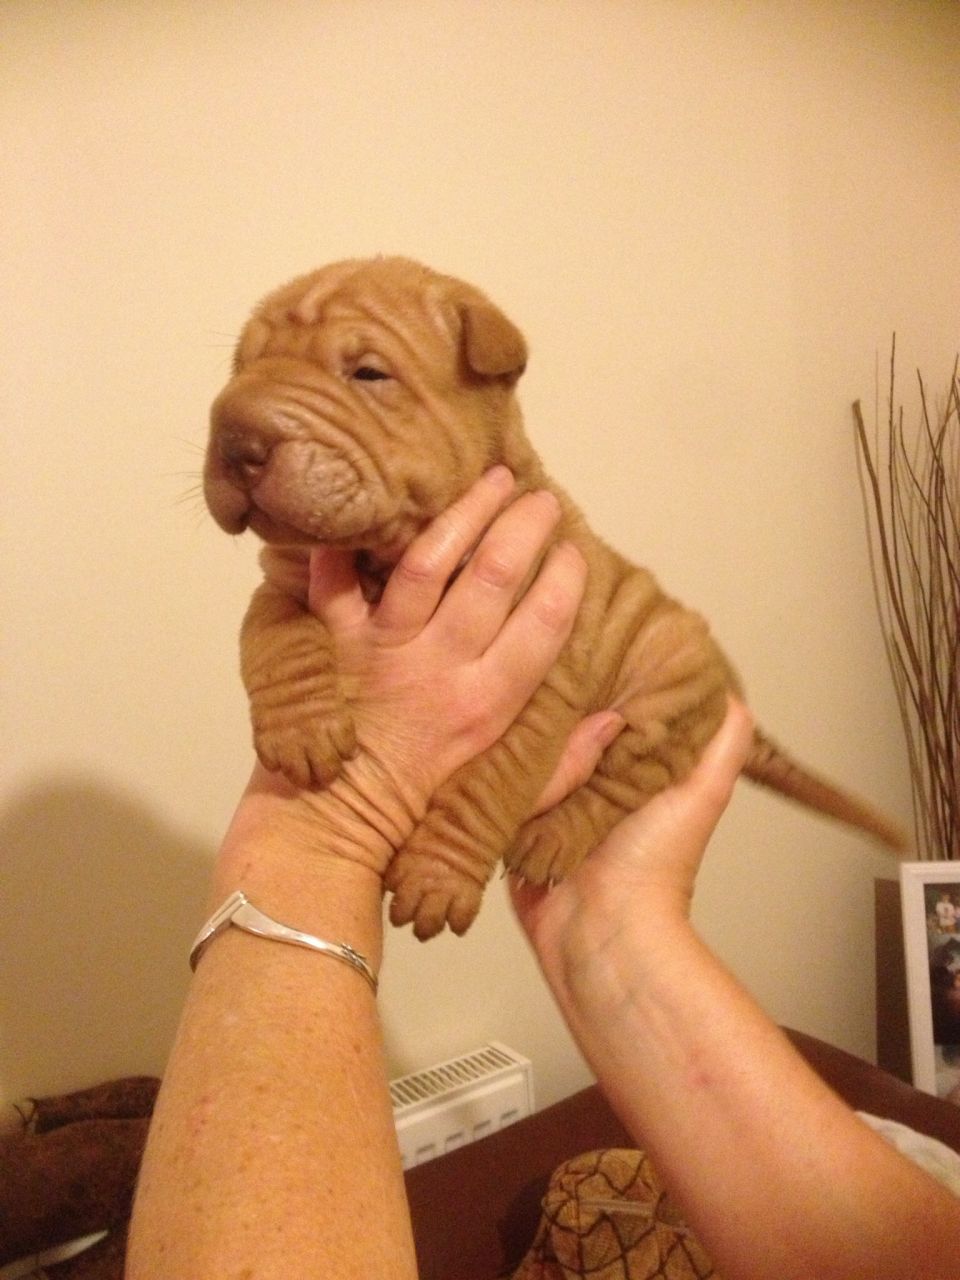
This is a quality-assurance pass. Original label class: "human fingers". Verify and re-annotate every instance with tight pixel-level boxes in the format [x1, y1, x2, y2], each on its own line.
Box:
[514, 701, 757, 911]
[474, 540, 586, 727]
[373, 466, 516, 639]
[307, 546, 368, 631]
[511, 699, 753, 933]
[644, 697, 755, 845]
[531, 711, 625, 815]
[590, 698, 754, 890]
[431, 489, 564, 656]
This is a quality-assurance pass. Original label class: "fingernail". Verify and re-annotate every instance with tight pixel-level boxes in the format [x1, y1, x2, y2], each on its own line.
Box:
[535, 489, 562, 516]
[554, 539, 587, 572]
[595, 710, 626, 748]
[483, 464, 515, 490]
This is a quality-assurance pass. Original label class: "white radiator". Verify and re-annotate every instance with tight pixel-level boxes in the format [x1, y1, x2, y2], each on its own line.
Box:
[390, 1041, 534, 1169]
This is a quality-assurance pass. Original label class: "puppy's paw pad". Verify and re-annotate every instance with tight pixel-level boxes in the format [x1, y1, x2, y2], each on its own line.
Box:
[254, 713, 356, 789]
[386, 855, 483, 940]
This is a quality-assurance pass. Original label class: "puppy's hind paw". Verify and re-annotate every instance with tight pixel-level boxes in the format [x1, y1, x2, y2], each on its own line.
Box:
[385, 853, 484, 941]
[506, 812, 582, 886]
[254, 711, 356, 790]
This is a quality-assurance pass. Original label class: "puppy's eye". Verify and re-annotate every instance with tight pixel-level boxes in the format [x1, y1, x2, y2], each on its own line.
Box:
[352, 366, 391, 382]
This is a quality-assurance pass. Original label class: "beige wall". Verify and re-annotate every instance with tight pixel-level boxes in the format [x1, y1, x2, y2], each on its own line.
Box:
[3, 0, 959, 1110]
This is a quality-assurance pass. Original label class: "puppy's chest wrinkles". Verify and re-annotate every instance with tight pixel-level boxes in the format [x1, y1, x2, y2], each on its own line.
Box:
[208, 254, 906, 942]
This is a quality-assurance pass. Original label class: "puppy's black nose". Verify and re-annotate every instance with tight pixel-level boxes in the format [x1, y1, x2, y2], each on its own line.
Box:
[218, 427, 271, 482]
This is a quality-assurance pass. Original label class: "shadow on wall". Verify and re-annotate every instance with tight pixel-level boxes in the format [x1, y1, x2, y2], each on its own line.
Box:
[0, 776, 212, 1102]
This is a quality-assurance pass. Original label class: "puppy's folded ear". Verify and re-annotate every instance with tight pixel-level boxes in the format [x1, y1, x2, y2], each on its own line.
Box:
[460, 303, 528, 384]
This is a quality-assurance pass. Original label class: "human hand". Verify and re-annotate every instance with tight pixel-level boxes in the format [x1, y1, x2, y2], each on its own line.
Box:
[306, 465, 588, 809]
[236, 467, 618, 874]
[511, 699, 754, 998]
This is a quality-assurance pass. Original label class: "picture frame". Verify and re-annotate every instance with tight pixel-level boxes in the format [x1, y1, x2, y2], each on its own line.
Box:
[900, 861, 960, 1101]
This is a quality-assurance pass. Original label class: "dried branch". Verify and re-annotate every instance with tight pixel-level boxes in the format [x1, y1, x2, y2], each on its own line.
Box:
[855, 344, 960, 859]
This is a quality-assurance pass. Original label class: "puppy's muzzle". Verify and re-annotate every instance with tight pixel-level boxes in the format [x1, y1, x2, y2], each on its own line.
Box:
[205, 372, 390, 546]
[210, 374, 292, 477]
[205, 380, 289, 532]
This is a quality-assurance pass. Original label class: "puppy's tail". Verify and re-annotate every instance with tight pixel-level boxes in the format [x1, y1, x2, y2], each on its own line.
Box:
[743, 727, 910, 853]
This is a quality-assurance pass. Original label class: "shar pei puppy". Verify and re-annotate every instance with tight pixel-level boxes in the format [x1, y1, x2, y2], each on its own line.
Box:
[203, 256, 906, 940]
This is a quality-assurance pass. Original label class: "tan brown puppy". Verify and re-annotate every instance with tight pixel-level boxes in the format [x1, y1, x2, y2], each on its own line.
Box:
[204, 257, 906, 940]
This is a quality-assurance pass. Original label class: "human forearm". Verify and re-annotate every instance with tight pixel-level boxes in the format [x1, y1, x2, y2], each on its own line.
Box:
[544, 903, 960, 1280]
[514, 703, 960, 1280]
[127, 475, 594, 1277]
[126, 787, 416, 1280]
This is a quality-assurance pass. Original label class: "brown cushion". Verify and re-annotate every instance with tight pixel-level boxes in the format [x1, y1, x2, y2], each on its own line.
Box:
[512, 1148, 717, 1280]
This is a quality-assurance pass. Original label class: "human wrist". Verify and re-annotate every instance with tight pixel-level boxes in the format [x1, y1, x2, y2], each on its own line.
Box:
[208, 766, 395, 963]
[225, 757, 423, 876]
[551, 891, 698, 1022]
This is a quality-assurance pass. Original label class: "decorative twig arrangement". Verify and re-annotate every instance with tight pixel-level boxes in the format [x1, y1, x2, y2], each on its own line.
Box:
[854, 342, 960, 860]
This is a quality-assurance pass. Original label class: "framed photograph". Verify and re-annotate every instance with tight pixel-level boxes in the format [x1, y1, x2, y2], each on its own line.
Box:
[901, 861, 960, 1101]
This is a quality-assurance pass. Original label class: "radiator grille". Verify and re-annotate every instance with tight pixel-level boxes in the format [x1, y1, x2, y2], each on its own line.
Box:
[390, 1042, 519, 1108]
[390, 1041, 534, 1168]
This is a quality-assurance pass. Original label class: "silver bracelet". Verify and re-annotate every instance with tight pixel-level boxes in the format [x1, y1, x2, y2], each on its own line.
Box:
[189, 890, 378, 995]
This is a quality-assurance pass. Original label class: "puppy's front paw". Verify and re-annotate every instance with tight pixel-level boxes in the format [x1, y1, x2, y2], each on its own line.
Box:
[253, 709, 356, 789]
[385, 850, 484, 941]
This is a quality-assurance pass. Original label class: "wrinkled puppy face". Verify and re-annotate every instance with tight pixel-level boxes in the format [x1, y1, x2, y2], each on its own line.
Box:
[204, 257, 528, 576]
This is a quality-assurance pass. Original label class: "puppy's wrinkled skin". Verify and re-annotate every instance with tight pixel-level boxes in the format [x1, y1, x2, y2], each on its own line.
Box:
[204, 257, 907, 940]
